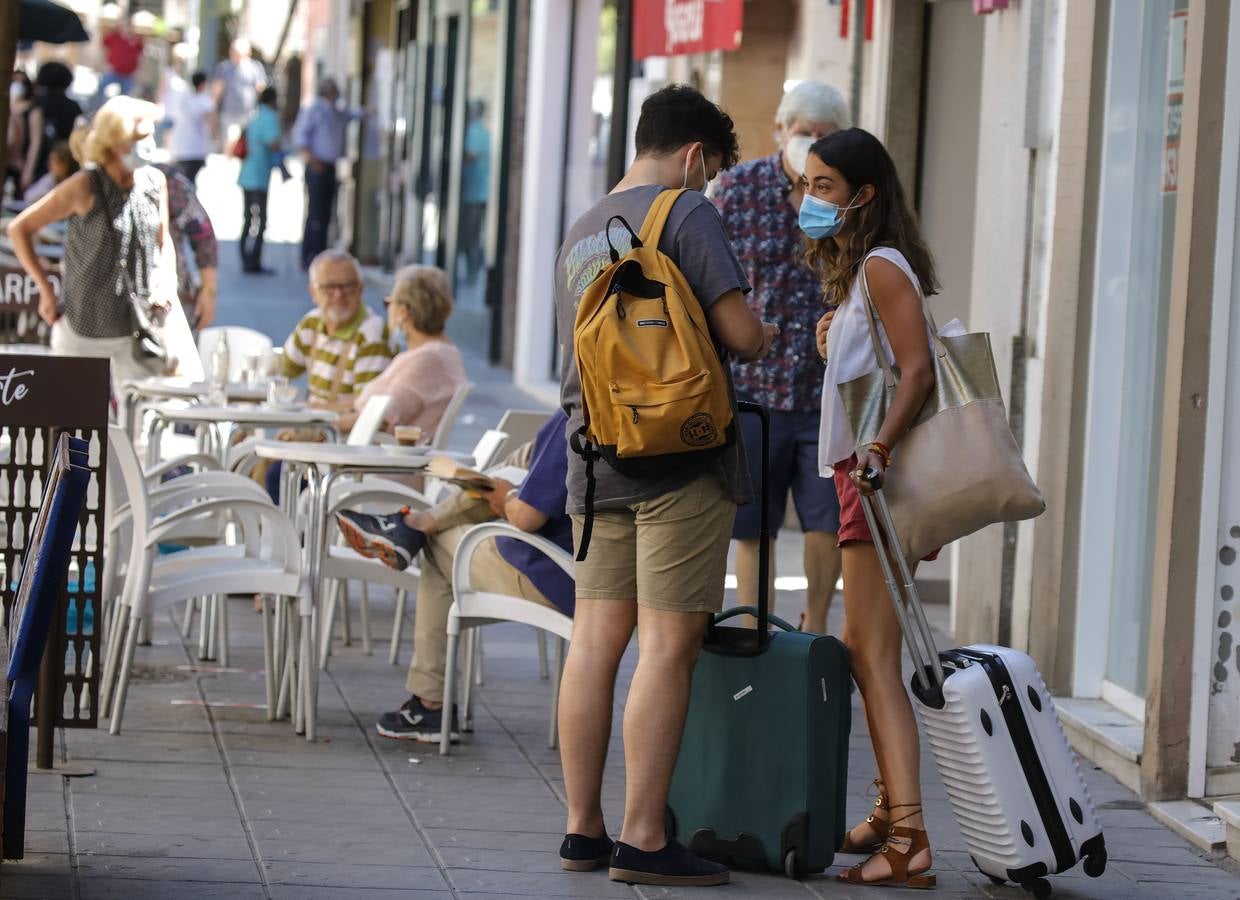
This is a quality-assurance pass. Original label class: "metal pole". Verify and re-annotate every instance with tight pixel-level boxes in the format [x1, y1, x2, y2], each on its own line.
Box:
[607, 0, 634, 190]
[0, 0, 20, 177]
[849, 0, 866, 127]
[35, 593, 63, 770]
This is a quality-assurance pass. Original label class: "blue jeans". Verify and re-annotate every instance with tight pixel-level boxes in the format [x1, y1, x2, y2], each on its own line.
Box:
[96, 72, 134, 105]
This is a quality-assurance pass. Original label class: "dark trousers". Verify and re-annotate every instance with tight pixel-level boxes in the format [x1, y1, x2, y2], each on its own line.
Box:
[459, 202, 487, 282]
[178, 159, 206, 185]
[301, 166, 338, 269]
[241, 189, 269, 270]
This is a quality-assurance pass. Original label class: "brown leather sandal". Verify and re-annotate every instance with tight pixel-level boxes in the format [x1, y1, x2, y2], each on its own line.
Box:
[839, 779, 889, 854]
[837, 804, 935, 889]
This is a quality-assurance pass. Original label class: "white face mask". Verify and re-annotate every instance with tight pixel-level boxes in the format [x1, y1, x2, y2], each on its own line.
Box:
[784, 135, 815, 179]
[682, 147, 709, 192]
[10, 83, 23, 103]
[120, 137, 157, 171]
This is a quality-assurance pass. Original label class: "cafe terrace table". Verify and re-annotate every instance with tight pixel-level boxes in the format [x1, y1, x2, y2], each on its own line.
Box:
[253, 441, 474, 741]
[120, 377, 270, 444]
[142, 401, 337, 470]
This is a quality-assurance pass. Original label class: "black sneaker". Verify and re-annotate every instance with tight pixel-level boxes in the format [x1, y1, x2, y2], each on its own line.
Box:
[609, 838, 729, 886]
[335, 509, 427, 571]
[560, 833, 614, 872]
[376, 695, 459, 743]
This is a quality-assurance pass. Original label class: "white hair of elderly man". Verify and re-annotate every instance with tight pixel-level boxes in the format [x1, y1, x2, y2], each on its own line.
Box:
[776, 81, 851, 132]
[308, 249, 363, 285]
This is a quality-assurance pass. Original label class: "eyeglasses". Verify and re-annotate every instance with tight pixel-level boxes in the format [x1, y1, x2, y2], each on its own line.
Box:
[383, 295, 392, 307]
[315, 281, 361, 295]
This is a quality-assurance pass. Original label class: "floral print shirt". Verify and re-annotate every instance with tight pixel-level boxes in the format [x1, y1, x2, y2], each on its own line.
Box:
[711, 152, 827, 412]
[156, 163, 218, 308]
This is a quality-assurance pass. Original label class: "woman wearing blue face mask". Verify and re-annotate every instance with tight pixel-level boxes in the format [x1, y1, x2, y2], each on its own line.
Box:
[804, 128, 941, 888]
[7, 95, 179, 393]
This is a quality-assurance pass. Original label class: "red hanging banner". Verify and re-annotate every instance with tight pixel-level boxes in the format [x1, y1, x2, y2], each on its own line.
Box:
[632, 0, 745, 61]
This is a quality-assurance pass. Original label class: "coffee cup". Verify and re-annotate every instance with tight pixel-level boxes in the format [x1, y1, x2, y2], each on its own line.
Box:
[395, 425, 424, 446]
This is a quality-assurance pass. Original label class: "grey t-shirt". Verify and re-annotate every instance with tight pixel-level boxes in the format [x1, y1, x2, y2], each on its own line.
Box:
[555, 185, 754, 513]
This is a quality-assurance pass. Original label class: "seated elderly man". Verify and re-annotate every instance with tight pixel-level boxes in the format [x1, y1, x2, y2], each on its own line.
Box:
[335, 409, 572, 742]
[264, 249, 394, 500]
[284, 248, 394, 406]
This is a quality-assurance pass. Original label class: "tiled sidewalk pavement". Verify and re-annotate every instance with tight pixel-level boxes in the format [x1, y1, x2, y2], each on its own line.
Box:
[3, 580, 1238, 900]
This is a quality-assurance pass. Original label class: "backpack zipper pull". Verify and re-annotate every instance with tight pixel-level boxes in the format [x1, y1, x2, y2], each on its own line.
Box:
[661, 295, 670, 316]
[616, 296, 626, 319]
[631, 406, 639, 424]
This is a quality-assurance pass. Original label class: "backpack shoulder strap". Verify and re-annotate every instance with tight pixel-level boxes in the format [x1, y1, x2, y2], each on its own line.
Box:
[637, 188, 686, 247]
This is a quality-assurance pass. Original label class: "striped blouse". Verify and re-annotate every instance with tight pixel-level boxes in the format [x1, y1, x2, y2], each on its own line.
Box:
[281, 305, 394, 402]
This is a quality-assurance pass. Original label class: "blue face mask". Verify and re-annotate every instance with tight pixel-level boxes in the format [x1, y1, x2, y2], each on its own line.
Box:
[799, 191, 861, 239]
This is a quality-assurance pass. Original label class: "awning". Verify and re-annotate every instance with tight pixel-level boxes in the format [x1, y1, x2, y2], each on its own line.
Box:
[632, 0, 743, 61]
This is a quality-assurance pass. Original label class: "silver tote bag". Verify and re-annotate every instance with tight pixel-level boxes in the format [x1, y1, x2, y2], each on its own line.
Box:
[837, 259, 1044, 561]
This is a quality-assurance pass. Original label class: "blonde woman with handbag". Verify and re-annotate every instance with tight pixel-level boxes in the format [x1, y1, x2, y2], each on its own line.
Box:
[805, 128, 941, 889]
[7, 96, 182, 395]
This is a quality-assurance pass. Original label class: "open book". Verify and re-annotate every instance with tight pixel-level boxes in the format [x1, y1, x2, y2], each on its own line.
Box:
[426, 456, 527, 493]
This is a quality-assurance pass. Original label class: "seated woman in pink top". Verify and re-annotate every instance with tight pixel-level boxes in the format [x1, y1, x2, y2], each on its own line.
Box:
[346, 265, 467, 437]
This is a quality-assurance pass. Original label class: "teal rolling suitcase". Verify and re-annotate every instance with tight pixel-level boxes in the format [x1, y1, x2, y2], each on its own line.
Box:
[667, 401, 852, 878]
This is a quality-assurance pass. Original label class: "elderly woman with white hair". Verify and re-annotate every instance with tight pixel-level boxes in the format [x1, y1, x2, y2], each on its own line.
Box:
[709, 79, 850, 637]
[7, 95, 179, 389]
[349, 264, 466, 435]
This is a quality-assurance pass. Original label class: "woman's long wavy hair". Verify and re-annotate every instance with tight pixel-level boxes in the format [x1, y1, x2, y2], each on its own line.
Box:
[803, 128, 939, 307]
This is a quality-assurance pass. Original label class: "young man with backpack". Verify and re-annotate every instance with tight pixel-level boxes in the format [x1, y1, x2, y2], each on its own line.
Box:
[555, 85, 778, 886]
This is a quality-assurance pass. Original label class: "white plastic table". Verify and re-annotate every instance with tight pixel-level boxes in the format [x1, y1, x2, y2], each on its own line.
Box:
[253, 441, 474, 740]
[120, 377, 271, 444]
[144, 401, 337, 469]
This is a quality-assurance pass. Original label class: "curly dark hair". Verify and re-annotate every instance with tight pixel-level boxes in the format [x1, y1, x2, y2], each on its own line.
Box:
[633, 84, 740, 170]
[803, 128, 939, 308]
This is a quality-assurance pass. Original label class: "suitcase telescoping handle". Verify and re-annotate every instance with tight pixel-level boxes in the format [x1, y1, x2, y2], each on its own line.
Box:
[857, 469, 947, 694]
[736, 401, 770, 645]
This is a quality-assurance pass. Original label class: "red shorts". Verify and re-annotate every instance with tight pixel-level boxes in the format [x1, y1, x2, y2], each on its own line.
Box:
[832, 455, 940, 561]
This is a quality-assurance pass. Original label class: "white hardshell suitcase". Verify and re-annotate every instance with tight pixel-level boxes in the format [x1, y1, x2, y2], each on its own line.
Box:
[858, 481, 1107, 899]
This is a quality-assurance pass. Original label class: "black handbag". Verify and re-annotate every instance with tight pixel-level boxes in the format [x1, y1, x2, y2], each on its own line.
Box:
[95, 169, 175, 375]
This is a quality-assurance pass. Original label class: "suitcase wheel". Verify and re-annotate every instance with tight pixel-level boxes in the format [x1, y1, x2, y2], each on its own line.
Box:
[1082, 851, 1106, 878]
[784, 850, 800, 880]
[1021, 877, 1052, 899]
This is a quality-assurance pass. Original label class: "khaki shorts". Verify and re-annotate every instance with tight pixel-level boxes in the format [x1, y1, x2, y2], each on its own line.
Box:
[571, 473, 736, 613]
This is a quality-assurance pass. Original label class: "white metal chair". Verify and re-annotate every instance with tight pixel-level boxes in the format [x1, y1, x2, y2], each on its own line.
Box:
[440, 522, 574, 755]
[318, 427, 511, 667]
[430, 382, 473, 449]
[197, 326, 275, 382]
[101, 425, 302, 734]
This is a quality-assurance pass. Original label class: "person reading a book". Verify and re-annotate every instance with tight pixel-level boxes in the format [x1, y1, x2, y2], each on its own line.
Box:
[334, 409, 572, 742]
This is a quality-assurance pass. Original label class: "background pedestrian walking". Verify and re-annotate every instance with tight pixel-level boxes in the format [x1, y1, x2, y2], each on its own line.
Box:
[292, 78, 360, 269]
[238, 87, 281, 274]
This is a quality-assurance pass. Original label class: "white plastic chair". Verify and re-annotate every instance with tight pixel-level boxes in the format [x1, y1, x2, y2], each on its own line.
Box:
[430, 382, 473, 449]
[101, 425, 302, 734]
[197, 326, 275, 382]
[318, 427, 511, 667]
[494, 409, 550, 460]
[102, 431, 272, 667]
[440, 522, 574, 755]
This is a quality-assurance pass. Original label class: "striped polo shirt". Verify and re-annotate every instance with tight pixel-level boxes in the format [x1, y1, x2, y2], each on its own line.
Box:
[282, 305, 394, 402]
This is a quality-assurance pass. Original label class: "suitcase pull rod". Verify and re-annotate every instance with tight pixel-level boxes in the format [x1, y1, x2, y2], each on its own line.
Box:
[857, 469, 947, 694]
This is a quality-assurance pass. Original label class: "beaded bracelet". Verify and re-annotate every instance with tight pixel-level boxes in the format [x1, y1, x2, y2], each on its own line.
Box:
[864, 441, 893, 469]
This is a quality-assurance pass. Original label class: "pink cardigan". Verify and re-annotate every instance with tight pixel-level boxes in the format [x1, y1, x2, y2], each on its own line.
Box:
[354, 339, 467, 435]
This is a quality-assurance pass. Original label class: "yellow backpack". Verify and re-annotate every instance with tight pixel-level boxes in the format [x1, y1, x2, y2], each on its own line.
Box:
[571, 189, 734, 558]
